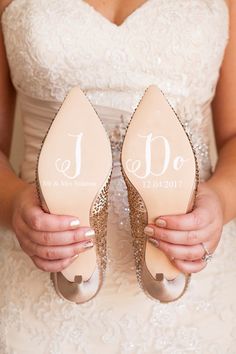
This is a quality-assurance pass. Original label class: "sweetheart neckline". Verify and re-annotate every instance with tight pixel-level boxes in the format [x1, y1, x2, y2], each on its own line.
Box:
[80, 0, 154, 28]
[1, 0, 228, 27]
[0, 0, 154, 26]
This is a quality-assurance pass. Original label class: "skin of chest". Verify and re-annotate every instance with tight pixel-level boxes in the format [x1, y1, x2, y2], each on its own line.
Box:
[84, 0, 150, 26]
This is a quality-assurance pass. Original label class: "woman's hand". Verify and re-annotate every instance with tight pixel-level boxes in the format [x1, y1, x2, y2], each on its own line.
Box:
[11, 183, 95, 272]
[144, 182, 224, 273]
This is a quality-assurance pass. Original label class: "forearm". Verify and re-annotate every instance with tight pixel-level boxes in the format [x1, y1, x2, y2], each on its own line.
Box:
[206, 136, 236, 223]
[0, 151, 27, 228]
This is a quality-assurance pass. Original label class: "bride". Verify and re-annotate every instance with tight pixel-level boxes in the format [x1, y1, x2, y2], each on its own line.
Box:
[0, 0, 236, 353]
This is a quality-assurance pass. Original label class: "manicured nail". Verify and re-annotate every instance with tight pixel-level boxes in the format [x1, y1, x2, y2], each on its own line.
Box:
[155, 218, 167, 228]
[72, 254, 79, 259]
[85, 229, 95, 237]
[70, 219, 80, 228]
[82, 240, 94, 249]
[148, 237, 159, 247]
[76, 240, 94, 253]
[144, 226, 154, 236]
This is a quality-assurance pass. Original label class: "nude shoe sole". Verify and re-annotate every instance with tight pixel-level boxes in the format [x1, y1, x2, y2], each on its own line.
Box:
[121, 85, 199, 303]
[36, 86, 112, 304]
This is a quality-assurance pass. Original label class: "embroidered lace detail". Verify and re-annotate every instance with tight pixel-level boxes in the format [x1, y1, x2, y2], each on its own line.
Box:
[1, 1, 235, 354]
[1, 0, 229, 106]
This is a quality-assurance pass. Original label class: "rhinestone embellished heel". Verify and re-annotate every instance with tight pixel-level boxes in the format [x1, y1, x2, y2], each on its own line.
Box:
[36, 86, 112, 303]
[121, 85, 199, 303]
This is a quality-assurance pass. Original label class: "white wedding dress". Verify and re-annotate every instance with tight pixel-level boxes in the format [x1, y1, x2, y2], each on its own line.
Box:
[1, 0, 236, 353]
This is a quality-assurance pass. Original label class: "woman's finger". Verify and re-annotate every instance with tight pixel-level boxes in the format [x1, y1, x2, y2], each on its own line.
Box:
[31, 255, 78, 273]
[144, 225, 212, 246]
[20, 219, 95, 246]
[22, 237, 94, 260]
[148, 238, 206, 261]
[172, 258, 207, 274]
[22, 205, 82, 232]
[154, 206, 212, 231]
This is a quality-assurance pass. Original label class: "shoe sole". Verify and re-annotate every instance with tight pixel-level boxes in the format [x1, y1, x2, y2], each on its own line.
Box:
[36, 86, 112, 303]
[121, 85, 199, 302]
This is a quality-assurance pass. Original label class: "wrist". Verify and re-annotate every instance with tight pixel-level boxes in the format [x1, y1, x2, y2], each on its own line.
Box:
[204, 177, 230, 224]
[2, 179, 28, 229]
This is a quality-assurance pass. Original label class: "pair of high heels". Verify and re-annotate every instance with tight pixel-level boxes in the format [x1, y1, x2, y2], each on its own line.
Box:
[36, 85, 199, 304]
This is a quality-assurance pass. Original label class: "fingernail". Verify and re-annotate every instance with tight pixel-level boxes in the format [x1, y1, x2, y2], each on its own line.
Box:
[144, 226, 154, 236]
[76, 240, 94, 253]
[148, 237, 159, 247]
[72, 254, 79, 259]
[155, 218, 167, 228]
[70, 219, 80, 228]
[85, 229, 95, 238]
[82, 240, 94, 249]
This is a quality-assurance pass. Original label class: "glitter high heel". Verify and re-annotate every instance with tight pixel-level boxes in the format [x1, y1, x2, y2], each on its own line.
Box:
[36, 86, 112, 303]
[121, 85, 199, 302]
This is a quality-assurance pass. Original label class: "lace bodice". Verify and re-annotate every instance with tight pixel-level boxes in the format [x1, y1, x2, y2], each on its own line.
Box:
[1, 0, 228, 104]
[1, 2, 235, 354]
[1, 0, 229, 180]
